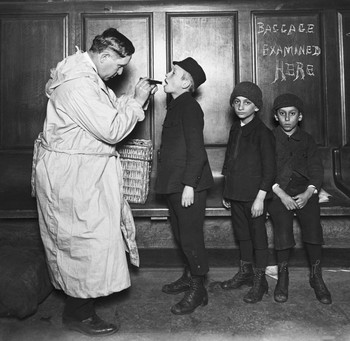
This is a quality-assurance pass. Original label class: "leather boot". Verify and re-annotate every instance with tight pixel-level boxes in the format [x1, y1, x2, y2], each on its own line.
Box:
[220, 260, 254, 290]
[310, 260, 332, 304]
[171, 276, 208, 315]
[243, 268, 268, 303]
[162, 266, 191, 294]
[274, 262, 289, 303]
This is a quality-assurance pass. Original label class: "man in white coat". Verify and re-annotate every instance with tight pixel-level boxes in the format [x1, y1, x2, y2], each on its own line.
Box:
[34, 28, 157, 336]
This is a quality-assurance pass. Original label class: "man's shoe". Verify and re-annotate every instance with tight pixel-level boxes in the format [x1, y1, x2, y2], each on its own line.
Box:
[162, 267, 191, 294]
[220, 260, 254, 290]
[62, 313, 119, 336]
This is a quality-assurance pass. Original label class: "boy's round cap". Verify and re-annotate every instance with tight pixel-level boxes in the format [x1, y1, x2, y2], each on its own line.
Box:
[273, 93, 304, 113]
[173, 57, 206, 89]
[230, 81, 263, 108]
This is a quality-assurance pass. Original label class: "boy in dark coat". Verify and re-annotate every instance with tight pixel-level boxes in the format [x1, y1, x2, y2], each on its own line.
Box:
[155, 57, 213, 315]
[220, 81, 276, 303]
[268, 93, 332, 304]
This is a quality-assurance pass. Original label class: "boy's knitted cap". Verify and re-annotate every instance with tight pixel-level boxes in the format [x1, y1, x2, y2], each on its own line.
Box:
[230, 81, 263, 108]
[173, 57, 206, 89]
[273, 93, 304, 113]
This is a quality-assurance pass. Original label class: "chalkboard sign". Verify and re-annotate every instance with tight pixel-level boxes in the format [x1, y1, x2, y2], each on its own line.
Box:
[253, 13, 324, 145]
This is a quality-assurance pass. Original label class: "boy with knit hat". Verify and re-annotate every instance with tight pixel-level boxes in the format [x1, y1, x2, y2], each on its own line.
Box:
[155, 57, 213, 315]
[219, 81, 276, 303]
[268, 93, 332, 304]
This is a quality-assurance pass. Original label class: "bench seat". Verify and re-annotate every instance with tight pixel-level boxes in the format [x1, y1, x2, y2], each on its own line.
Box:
[0, 147, 349, 219]
[1, 178, 350, 219]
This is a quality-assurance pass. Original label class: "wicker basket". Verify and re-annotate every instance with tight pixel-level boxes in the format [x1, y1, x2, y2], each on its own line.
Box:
[118, 139, 153, 204]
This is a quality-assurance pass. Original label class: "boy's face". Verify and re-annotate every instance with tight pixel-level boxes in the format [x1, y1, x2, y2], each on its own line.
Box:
[275, 106, 302, 136]
[163, 65, 189, 99]
[232, 96, 259, 124]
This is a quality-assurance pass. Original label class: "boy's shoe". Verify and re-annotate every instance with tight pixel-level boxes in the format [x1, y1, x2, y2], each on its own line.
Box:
[274, 262, 289, 303]
[310, 260, 332, 304]
[220, 260, 254, 289]
[243, 268, 268, 303]
[162, 266, 191, 294]
[171, 276, 208, 315]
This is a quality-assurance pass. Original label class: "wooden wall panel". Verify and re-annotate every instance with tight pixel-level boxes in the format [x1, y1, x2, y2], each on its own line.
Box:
[0, 14, 67, 149]
[167, 13, 237, 145]
[339, 11, 350, 147]
[253, 12, 325, 145]
[82, 14, 153, 141]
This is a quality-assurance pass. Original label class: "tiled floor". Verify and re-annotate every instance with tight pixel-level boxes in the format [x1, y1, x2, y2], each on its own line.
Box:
[1, 267, 350, 341]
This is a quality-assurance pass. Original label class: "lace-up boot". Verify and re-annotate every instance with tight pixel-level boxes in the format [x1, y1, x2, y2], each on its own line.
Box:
[310, 260, 332, 304]
[220, 260, 254, 290]
[243, 268, 268, 303]
[274, 262, 289, 303]
[171, 276, 208, 315]
[162, 266, 191, 295]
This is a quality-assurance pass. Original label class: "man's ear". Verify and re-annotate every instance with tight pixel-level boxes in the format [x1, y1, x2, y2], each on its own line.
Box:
[298, 113, 303, 121]
[274, 114, 279, 121]
[99, 51, 110, 64]
[254, 106, 259, 112]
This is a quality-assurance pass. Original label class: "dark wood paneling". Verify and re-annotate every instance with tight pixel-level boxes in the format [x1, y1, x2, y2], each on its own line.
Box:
[339, 11, 350, 147]
[253, 12, 325, 145]
[82, 13, 153, 141]
[0, 14, 67, 149]
[0, 0, 349, 214]
[167, 12, 237, 145]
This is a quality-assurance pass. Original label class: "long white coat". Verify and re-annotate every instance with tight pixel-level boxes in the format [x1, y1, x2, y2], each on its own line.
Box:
[35, 51, 144, 298]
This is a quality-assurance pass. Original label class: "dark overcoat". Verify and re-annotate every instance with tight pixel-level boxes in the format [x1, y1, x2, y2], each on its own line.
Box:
[155, 92, 213, 194]
[222, 115, 276, 201]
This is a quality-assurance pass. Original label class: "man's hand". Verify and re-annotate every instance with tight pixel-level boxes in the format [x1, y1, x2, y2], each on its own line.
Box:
[134, 77, 158, 107]
[181, 186, 194, 208]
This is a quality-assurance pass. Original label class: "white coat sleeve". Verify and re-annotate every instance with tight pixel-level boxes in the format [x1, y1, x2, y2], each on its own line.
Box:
[56, 77, 145, 144]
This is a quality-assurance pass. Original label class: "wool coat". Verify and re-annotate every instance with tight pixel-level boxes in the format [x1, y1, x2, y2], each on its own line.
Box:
[155, 92, 213, 194]
[222, 115, 276, 201]
[272, 125, 323, 194]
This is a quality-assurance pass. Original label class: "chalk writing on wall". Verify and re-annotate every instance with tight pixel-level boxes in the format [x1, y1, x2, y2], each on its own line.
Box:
[256, 19, 321, 84]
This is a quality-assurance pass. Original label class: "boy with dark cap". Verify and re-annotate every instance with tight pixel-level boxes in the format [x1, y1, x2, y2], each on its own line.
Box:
[219, 81, 276, 304]
[268, 93, 332, 304]
[155, 57, 214, 315]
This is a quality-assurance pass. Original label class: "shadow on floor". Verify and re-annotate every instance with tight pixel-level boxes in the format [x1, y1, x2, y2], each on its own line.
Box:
[1, 267, 350, 341]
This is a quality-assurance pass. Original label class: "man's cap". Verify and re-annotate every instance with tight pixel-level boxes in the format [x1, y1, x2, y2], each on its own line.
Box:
[273, 93, 304, 113]
[230, 81, 263, 109]
[173, 57, 206, 89]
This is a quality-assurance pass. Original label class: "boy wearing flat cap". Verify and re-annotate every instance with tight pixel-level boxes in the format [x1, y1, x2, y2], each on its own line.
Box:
[268, 93, 332, 305]
[220, 81, 276, 304]
[155, 57, 213, 315]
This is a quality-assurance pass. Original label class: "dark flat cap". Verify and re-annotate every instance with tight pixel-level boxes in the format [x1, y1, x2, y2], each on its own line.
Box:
[173, 57, 206, 89]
